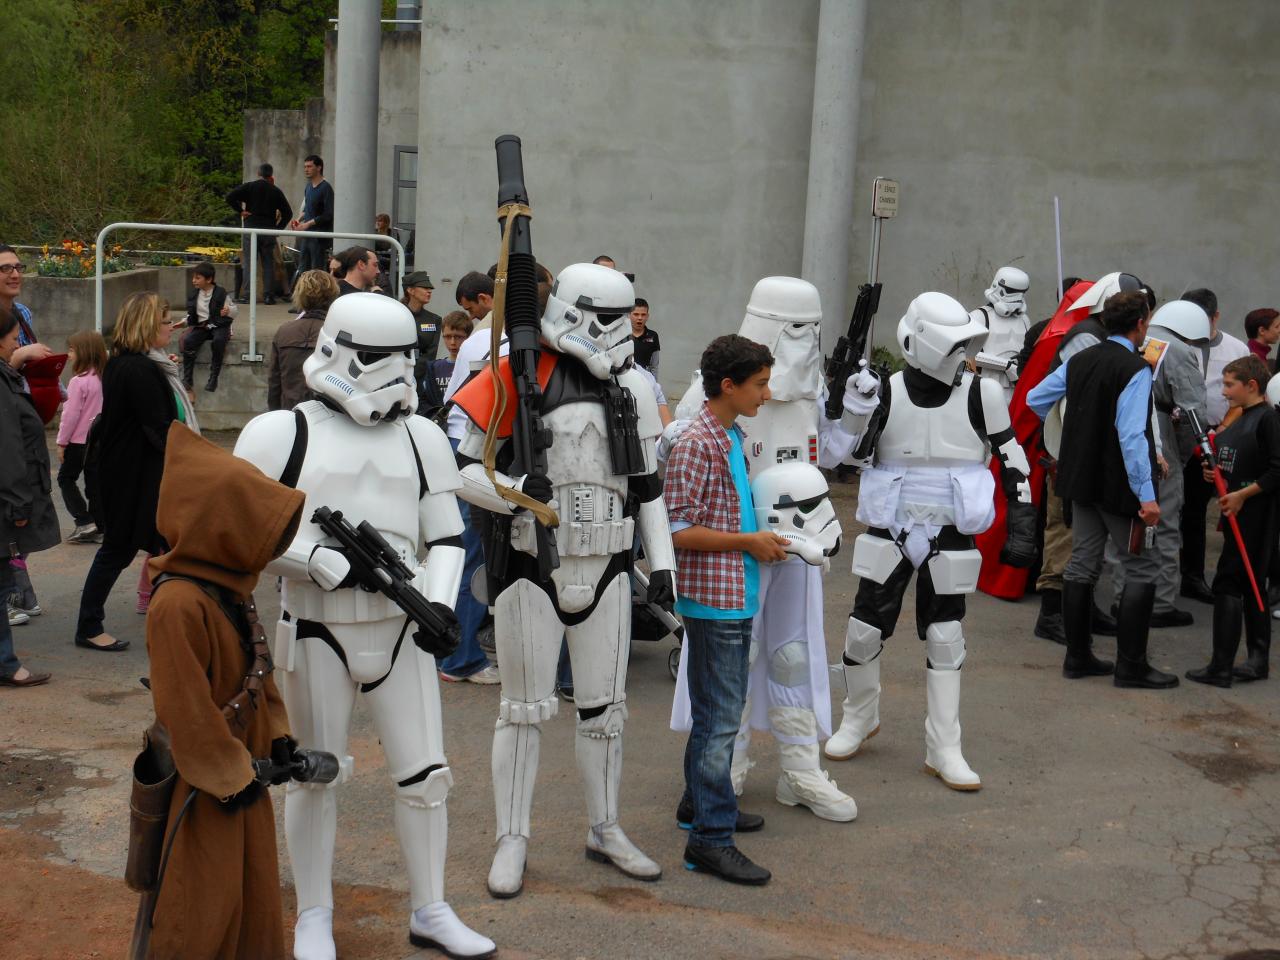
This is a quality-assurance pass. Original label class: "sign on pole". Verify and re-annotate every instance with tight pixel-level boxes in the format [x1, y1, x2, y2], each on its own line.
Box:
[871, 177, 899, 219]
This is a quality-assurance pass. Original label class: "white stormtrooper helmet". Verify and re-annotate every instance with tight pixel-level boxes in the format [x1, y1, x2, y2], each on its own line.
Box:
[752, 463, 842, 565]
[737, 276, 822, 402]
[984, 266, 1030, 319]
[1150, 300, 1210, 343]
[896, 292, 989, 386]
[303, 292, 419, 425]
[541, 263, 637, 379]
[1069, 271, 1146, 316]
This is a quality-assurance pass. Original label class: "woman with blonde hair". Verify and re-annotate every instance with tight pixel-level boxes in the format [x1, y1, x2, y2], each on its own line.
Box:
[74, 292, 196, 651]
[267, 269, 339, 410]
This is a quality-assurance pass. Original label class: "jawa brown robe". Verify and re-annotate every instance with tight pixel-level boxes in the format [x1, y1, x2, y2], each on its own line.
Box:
[145, 424, 304, 960]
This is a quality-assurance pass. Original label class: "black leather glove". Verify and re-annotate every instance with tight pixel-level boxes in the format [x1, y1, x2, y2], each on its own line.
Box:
[646, 569, 676, 612]
[219, 778, 263, 811]
[520, 474, 554, 505]
[1000, 500, 1039, 569]
[413, 602, 461, 659]
[268, 736, 298, 785]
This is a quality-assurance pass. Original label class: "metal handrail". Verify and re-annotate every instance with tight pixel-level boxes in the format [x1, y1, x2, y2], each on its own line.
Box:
[94, 223, 405, 362]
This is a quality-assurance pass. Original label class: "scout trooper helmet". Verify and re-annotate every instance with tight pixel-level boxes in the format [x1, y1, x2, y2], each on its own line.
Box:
[984, 266, 1030, 319]
[541, 263, 636, 379]
[752, 463, 842, 565]
[1150, 300, 1210, 343]
[896, 291, 989, 386]
[737, 276, 823, 402]
[303, 292, 419, 425]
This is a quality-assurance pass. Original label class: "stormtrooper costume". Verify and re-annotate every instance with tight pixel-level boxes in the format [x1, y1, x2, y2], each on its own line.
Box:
[825, 292, 1036, 791]
[449, 263, 675, 898]
[234, 293, 494, 960]
[669, 276, 860, 822]
[969, 266, 1031, 403]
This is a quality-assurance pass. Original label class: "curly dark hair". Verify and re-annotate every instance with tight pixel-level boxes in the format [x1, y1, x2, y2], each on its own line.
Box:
[1102, 291, 1151, 336]
[701, 334, 774, 398]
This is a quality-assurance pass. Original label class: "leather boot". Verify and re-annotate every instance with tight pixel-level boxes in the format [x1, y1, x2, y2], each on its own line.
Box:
[205, 371, 220, 392]
[1235, 599, 1271, 682]
[1186, 593, 1241, 687]
[1034, 589, 1067, 645]
[1091, 602, 1118, 636]
[1061, 581, 1113, 678]
[1113, 582, 1179, 689]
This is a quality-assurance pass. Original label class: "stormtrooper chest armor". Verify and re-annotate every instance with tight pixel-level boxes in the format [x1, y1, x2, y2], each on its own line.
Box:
[973, 306, 1028, 362]
[876, 371, 987, 468]
[739, 397, 820, 472]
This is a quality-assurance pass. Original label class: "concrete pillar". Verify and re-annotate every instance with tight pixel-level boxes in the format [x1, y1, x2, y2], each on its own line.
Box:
[396, 0, 421, 31]
[801, 0, 869, 347]
[333, 0, 381, 245]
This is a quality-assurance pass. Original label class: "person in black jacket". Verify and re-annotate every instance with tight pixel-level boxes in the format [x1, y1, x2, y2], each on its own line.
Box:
[0, 307, 55, 685]
[226, 163, 293, 304]
[1186, 355, 1280, 686]
[181, 261, 237, 392]
[75, 292, 196, 652]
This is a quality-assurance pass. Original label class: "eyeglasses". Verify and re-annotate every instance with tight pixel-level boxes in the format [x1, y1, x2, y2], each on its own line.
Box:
[0, 263, 27, 275]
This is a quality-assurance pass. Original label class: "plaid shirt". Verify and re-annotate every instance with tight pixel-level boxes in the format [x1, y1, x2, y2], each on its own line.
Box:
[664, 403, 751, 611]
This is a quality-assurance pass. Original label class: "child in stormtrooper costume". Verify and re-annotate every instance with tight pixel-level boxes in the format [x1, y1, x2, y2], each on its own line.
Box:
[233, 293, 494, 960]
[449, 262, 676, 898]
[825, 292, 1037, 790]
[969, 266, 1031, 404]
[667, 276, 859, 821]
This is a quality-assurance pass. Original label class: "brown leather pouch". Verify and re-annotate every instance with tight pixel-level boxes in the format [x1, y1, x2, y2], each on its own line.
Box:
[125, 723, 176, 893]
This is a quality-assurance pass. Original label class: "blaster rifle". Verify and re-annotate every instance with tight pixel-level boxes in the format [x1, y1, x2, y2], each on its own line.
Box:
[824, 281, 884, 422]
[492, 134, 559, 580]
[311, 506, 461, 657]
[1185, 410, 1265, 612]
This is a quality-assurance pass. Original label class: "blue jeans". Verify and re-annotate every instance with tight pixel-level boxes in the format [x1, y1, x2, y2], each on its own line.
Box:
[438, 442, 490, 678]
[681, 615, 753, 847]
[0, 564, 20, 677]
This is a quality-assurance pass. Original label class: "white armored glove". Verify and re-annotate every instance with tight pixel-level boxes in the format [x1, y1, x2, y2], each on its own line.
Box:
[842, 362, 880, 416]
[308, 546, 355, 592]
[657, 418, 692, 464]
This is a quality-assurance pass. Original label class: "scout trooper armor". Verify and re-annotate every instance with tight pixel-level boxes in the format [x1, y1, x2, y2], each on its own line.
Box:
[669, 277, 861, 822]
[826, 292, 1036, 792]
[450, 263, 676, 898]
[234, 293, 494, 960]
[970, 266, 1031, 402]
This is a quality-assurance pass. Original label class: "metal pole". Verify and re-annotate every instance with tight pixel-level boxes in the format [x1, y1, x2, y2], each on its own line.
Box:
[801, 0, 869, 351]
[334, 0, 381, 246]
[1053, 196, 1065, 302]
[247, 230, 260, 361]
[94, 226, 107, 333]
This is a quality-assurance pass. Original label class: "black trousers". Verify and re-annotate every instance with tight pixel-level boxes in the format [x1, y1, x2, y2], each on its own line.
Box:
[238, 235, 277, 299]
[182, 324, 231, 382]
[1212, 502, 1276, 600]
[75, 540, 140, 640]
[850, 526, 969, 642]
[57, 442, 93, 526]
[1180, 453, 1215, 580]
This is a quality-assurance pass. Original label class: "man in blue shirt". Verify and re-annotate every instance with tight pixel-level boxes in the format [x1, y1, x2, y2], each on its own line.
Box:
[289, 154, 335, 274]
[1028, 289, 1178, 690]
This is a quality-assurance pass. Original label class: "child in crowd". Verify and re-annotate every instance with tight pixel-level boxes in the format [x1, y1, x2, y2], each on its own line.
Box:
[418, 310, 473, 418]
[665, 334, 788, 886]
[1186, 354, 1280, 687]
[56, 330, 107, 543]
[1244, 308, 1280, 368]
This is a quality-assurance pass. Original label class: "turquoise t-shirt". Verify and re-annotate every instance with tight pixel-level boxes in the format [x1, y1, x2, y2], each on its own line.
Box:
[674, 428, 760, 620]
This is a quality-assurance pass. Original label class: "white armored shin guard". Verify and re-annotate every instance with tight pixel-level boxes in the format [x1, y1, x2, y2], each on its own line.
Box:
[395, 766, 452, 909]
[825, 618, 883, 761]
[288, 779, 340, 960]
[577, 702, 661, 881]
[771, 706, 857, 823]
[923, 622, 980, 791]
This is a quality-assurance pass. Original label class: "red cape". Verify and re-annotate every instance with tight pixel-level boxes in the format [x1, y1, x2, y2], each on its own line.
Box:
[976, 280, 1093, 599]
[23, 353, 67, 425]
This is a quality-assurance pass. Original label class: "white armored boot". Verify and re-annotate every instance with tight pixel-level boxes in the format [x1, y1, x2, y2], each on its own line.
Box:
[400, 768, 496, 959]
[824, 619, 883, 761]
[771, 706, 857, 822]
[488, 719, 541, 898]
[923, 667, 981, 791]
[578, 715, 661, 881]
[287, 781, 339, 960]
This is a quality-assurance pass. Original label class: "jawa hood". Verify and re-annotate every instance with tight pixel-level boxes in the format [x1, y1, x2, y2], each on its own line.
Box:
[151, 424, 304, 597]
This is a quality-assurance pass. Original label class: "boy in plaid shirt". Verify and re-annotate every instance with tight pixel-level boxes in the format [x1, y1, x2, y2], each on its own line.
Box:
[665, 334, 788, 885]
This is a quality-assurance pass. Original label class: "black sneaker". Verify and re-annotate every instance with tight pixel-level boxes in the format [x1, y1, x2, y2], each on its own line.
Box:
[683, 842, 770, 885]
[675, 798, 764, 833]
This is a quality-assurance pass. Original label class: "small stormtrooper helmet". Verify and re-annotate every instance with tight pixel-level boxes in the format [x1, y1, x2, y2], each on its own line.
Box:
[303, 292, 419, 425]
[737, 276, 823, 402]
[541, 263, 637, 379]
[896, 291, 989, 386]
[1149, 300, 1210, 343]
[984, 266, 1030, 319]
[752, 463, 842, 565]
